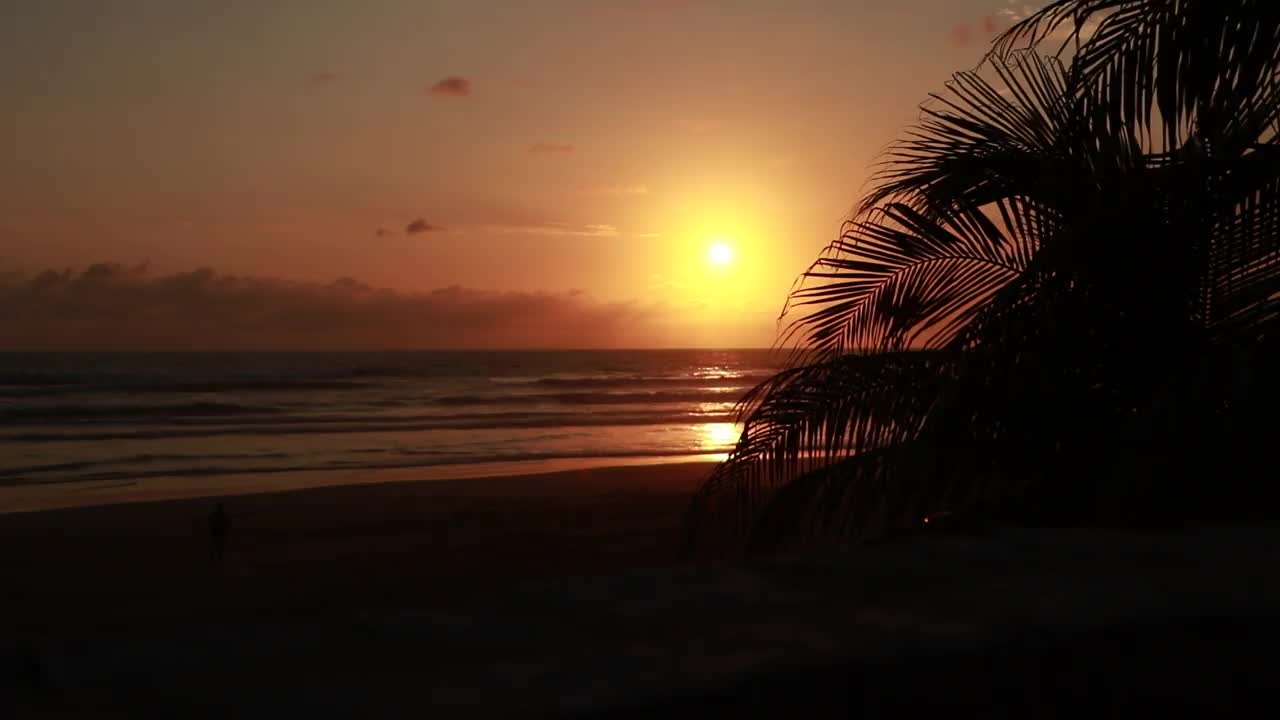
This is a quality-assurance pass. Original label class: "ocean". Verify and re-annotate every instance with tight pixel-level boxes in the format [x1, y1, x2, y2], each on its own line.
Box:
[0, 350, 779, 495]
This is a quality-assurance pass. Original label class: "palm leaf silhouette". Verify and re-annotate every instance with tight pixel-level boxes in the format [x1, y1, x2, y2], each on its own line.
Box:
[687, 1, 1280, 554]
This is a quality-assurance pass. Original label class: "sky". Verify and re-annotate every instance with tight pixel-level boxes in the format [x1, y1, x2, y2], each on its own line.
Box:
[1, 0, 1029, 350]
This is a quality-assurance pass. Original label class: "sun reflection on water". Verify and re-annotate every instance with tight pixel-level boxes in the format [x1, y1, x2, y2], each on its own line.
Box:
[698, 422, 743, 457]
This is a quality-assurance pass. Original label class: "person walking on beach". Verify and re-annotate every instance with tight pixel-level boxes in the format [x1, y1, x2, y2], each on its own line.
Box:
[208, 502, 231, 566]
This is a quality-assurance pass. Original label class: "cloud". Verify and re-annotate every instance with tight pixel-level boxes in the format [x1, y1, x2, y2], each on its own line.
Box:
[306, 71, 338, 87]
[491, 222, 621, 238]
[998, 3, 1042, 24]
[949, 13, 1008, 47]
[429, 199, 625, 239]
[374, 227, 397, 238]
[529, 142, 575, 154]
[583, 224, 619, 237]
[405, 218, 443, 234]
[996, 3, 1100, 43]
[429, 76, 472, 98]
[0, 264, 666, 351]
[582, 184, 649, 197]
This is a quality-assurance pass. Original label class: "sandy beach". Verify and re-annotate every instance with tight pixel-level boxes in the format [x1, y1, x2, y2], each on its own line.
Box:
[0, 462, 716, 634]
[5, 462, 1280, 718]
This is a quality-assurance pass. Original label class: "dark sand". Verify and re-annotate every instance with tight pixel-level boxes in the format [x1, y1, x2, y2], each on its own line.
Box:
[599, 614, 1280, 717]
[5, 464, 1279, 717]
[0, 462, 714, 634]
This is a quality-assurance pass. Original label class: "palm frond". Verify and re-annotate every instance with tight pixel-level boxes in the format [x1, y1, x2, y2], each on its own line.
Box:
[744, 449, 914, 553]
[781, 203, 1031, 357]
[683, 351, 955, 553]
[1207, 146, 1280, 330]
[688, 1, 1280, 555]
[992, 1, 1280, 151]
[859, 52, 1075, 216]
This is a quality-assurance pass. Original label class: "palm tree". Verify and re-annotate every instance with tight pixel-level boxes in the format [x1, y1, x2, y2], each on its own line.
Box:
[686, 0, 1280, 555]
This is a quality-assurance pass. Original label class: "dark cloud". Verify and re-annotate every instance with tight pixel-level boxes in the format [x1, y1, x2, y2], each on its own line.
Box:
[529, 142, 576, 154]
[429, 76, 471, 98]
[405, 218, 443, 234]
[306, 71, 338, 87]
[0, 264, 660, 351]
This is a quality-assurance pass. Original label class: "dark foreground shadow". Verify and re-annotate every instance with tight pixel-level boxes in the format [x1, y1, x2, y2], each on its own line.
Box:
[584, 614, 1278, 718]
[8, 613, 1276, 718]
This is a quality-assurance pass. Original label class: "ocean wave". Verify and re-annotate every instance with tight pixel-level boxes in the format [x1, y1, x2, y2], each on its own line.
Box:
[0, 405, 737, 429]
[0, 385, 749, 423]
[492, 373, 769, 389]
[431, 389, 748, 406]
[0, 409, 737, 443]
[3, 451, 293, 477]
[0, 448, 726, 487]
[0, 401, 285, 421]
[0, 379, 374, 398]
[0, 353, 779, 397]
[0, 375, 764, 399]
[0, 351, 767, 490]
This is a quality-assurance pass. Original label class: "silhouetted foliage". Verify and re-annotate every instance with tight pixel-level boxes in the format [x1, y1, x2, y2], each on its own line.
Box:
[688, 0, 1280, 554]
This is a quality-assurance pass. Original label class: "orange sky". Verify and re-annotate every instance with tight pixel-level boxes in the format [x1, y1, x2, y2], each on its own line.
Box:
[0, 0, 1022, 349]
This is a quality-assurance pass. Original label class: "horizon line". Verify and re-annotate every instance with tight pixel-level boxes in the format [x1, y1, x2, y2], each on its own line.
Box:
[0, 347, 785, 354]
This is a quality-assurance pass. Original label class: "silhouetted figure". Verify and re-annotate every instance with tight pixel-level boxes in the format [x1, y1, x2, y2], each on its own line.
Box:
[208, 502, 231, 566]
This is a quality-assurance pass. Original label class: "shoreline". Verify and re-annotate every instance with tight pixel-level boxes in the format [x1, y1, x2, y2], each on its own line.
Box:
[0, 453, 725, 515]
[0, 461, 717, 633]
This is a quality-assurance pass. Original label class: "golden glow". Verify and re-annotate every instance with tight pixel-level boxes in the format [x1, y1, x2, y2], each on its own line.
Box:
[708, 241, 734, 266]
[642, 184, 791, 342]
[699, 422, 742, 452]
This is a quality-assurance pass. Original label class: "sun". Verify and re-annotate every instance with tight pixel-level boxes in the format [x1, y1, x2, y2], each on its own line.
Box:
[708, 241, 734, 266]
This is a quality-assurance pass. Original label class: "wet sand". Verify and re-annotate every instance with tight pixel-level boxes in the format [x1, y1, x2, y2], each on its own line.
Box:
[0, 462, 715, 634]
